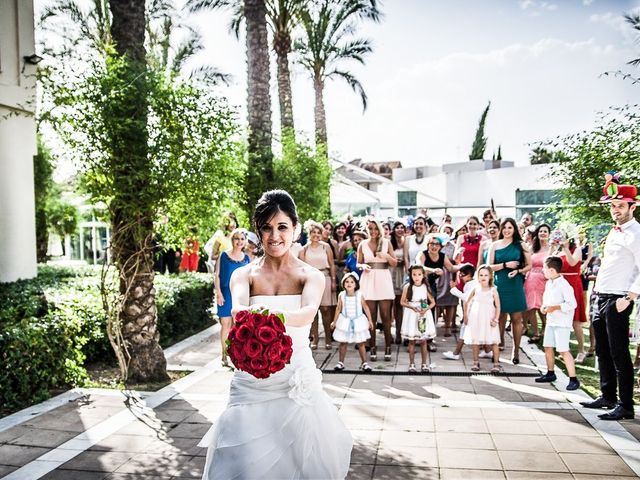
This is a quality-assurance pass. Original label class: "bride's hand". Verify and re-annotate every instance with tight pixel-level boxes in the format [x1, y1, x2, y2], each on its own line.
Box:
[248, 303, 269, 311]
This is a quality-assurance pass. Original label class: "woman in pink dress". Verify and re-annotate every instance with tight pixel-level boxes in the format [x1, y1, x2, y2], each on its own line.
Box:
[524, 224, 551, 343]
[357, 218, 398, 361]
[299, 221, 337, 349]
[456, 216, 482, 268]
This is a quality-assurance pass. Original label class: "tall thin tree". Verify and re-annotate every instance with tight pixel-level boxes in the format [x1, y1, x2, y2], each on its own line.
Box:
[187, 0, 302, 137]
[109, 0, 169, 382]
[469, 101, 490, 160]
[295, 0, 380, 151]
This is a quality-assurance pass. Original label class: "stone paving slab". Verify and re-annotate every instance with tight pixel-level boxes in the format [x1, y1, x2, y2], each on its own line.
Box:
[3, 321, 640, 479]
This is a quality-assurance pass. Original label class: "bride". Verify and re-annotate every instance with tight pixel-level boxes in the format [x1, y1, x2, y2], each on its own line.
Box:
[199, 190, 353, 480]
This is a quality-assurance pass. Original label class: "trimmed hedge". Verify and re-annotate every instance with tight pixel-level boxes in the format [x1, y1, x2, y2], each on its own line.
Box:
[0, 265, 213, 411]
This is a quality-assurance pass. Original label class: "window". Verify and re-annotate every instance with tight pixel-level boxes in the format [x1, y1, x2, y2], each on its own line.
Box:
[516, 189, 562, 225]
[397, 191, 417, 217]
[398, 191, 417, 207]
[516, 189, 560, 206]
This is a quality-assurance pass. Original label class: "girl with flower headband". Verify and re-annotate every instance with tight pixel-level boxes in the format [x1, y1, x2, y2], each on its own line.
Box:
[331, 272, 374, 372]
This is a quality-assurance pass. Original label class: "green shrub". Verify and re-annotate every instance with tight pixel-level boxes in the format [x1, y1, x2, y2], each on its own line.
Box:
[0, 265, 213, 412]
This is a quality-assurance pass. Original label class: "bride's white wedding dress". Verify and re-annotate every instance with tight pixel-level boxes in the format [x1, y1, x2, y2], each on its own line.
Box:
[199, 294, 353, 480]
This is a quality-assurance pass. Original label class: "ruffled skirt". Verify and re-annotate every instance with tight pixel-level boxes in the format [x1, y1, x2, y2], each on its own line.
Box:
[199, 365, 352, 480]
[333, 313, 371, 344]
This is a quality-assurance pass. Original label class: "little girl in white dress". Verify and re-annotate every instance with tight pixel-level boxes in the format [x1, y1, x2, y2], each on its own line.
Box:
[331, 272, 374, 372]
[463, 265, 503, 373]
[400, 265, 436, 372]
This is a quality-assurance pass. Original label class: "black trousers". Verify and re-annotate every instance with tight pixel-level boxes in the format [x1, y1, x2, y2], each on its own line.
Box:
[592, 293, 635, 410]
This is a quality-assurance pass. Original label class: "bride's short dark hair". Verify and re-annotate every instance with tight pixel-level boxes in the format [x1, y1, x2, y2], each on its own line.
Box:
[253, 190, 299, 235]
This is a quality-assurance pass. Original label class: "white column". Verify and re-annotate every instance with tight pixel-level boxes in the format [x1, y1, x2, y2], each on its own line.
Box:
[0, 0, 37, 282]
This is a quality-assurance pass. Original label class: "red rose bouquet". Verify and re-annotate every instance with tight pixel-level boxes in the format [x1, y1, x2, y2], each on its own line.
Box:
[226, 308, 293, 379]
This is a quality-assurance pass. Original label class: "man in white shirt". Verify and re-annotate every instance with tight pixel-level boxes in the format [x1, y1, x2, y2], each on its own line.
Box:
[580, 176, 640, 420]
[535, 256, 580, 390]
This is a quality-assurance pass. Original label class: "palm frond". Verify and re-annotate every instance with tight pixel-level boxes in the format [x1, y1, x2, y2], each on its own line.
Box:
[327, 68, 368, 111]
[189, 65, 232, 86]
[185, 0, 235, 13]
[624, 12, 640, 32]
[330, 38, 372, 64]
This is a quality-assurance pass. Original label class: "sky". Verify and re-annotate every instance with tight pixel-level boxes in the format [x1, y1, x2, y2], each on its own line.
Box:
[186, 0, 640, 168]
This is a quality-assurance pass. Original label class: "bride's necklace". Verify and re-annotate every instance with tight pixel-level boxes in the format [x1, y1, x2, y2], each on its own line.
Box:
[414, 234, 425, 245]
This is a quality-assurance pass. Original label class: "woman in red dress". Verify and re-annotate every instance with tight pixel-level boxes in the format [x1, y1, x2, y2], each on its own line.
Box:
[455, 217, 481, 268]
[552, 236, 587, 363]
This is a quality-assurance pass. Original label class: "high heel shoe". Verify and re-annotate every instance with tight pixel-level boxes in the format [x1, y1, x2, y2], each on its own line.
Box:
[512, 356, 520, 365]
[384, 346, 392, 361]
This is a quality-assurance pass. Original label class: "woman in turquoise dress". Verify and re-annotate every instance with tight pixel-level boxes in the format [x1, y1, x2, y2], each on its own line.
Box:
[488, 218, 531, 364]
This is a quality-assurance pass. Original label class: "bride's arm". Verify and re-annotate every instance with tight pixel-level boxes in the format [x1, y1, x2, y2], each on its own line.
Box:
[283, 268, 324, 327]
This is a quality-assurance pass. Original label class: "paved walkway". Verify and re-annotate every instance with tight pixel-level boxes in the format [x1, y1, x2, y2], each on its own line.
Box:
[1, 323, 640, 479]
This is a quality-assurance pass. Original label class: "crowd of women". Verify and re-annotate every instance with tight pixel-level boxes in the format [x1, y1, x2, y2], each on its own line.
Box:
[207, 207, 608, 372]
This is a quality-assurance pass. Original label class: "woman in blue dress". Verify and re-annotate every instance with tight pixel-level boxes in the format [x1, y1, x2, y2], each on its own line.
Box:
[488, 218, 531, 364]
[215, 228, 251, 366]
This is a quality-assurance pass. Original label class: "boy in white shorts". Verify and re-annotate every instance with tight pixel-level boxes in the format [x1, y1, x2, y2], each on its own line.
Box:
[535, 256, 581, 390]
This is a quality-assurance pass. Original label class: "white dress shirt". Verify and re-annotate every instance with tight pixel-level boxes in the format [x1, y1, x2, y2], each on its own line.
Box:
[542, 276, 577, 328]
[594, 218, 640, 295]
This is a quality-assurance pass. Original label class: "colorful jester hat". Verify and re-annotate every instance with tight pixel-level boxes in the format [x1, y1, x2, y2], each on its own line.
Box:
[599, 171, 639, 204]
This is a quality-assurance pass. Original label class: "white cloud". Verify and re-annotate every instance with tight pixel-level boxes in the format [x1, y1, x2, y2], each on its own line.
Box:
[519, 0, 558, 12]
[583, 0, 594, 5]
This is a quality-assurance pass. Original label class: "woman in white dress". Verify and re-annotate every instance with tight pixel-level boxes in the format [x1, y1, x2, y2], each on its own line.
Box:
[199, 190, 352, 480]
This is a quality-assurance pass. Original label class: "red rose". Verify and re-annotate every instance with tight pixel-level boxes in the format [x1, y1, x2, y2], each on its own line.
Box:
[256, 326, 277, 344]
[253, 369, 270, 379]
[252, 312, 268, 327]
[269, 360, 285, 374]
[267, 314, 285, 333]
[250, 357, 268, 371]
[265, 343, 283, 362]
[235, 310, 251, 323]
[243, 339, 263, 359]
[234, 324, 252, 342]
[281, 335, 293, 350]
[228, 342, 246, 364]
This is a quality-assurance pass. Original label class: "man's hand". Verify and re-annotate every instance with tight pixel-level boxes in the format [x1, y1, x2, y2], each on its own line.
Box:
[616, 297, 632, 313]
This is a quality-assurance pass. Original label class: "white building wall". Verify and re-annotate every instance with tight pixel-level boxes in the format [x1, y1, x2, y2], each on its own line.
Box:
[0, 0, 38, 282]
[331, 161, 559, 223]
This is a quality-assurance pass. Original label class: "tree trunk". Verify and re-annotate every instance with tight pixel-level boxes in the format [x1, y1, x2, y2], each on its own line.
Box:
[245, 0, 274, 209]
[274, 32, 295, 136]
[109, 0, 168, 383]
[313, 75, 328, 152]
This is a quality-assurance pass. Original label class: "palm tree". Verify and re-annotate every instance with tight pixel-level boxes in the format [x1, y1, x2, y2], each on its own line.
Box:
[295, 0, 380, 150]
[108, 0, 169, 382]
[625, 12, 640, 67]
[244, 0, 274, 208]
[39, 0, 112, 57]
[147, 0, 231, 83]
[187, 0, 304, 136]
[41, 0, 227, 82]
